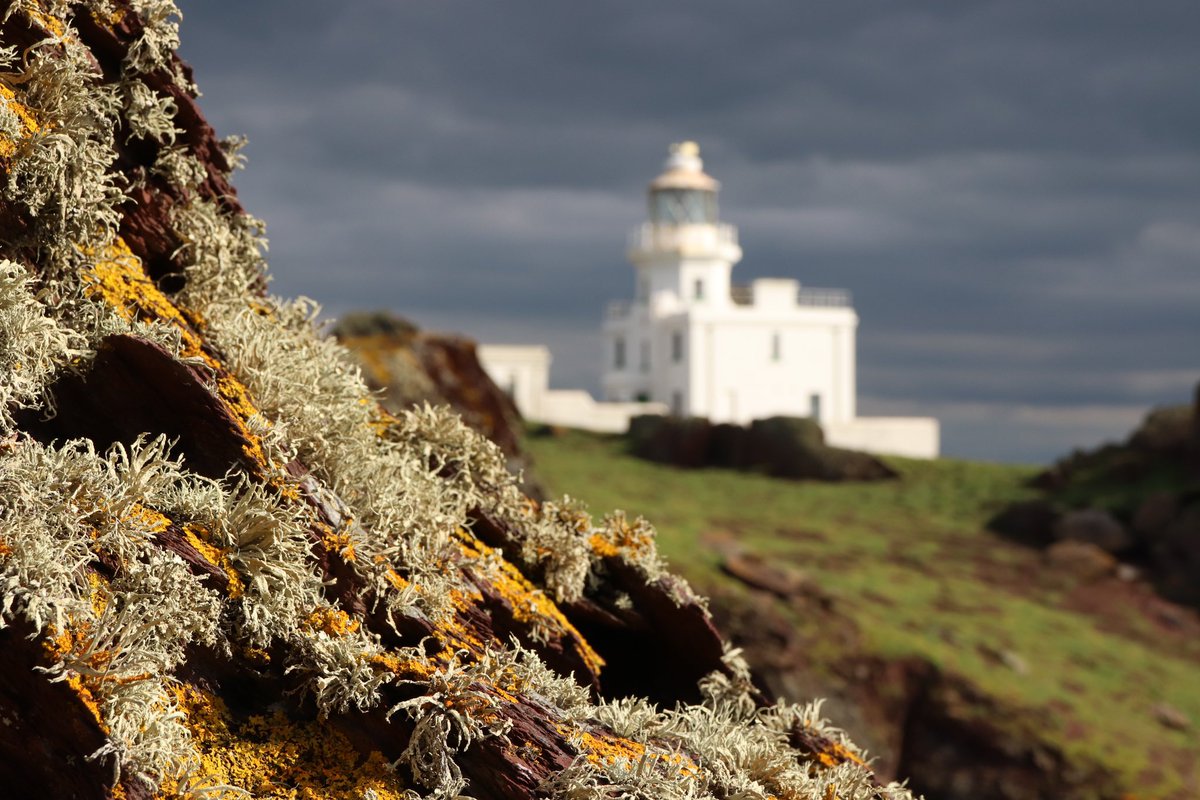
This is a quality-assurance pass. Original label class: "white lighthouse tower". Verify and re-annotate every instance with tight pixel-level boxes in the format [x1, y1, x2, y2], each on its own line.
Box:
[602, 141, 859, 426]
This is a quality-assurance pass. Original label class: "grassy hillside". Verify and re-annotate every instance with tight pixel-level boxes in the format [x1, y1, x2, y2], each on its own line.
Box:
[526, 427, 1200, 799]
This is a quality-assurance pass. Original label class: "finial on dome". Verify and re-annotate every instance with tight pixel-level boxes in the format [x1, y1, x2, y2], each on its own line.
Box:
[664, 141, 704, 173]
[673, 141, 700, 158]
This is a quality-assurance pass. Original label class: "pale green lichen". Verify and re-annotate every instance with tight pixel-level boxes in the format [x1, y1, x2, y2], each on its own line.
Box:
[0, 437, 221, 790]
[0, 3, 921, 798]
[122, 78, 179, 143]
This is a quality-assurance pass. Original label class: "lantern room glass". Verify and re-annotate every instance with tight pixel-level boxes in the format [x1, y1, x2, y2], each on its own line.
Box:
[650, 189, 718, 225]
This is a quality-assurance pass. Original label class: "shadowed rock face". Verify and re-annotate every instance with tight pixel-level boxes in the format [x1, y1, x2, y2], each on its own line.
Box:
[0, 3, 914, 798]
[990, 388, 1200, 608]
[333, 311, 545, 498]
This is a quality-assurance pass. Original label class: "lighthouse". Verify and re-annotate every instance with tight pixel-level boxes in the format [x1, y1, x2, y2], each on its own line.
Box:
[479, 142, 939, 458]
[602, 142, 859, 425]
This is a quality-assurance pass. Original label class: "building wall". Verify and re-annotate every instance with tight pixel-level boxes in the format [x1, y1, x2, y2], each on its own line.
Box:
[824, 417, 940, 459]
[688, 307, 857, 425]
[476, 345, 550, 418]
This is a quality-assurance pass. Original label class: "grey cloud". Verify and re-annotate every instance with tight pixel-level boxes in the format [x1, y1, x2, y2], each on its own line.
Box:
[176, 0, 1200, 463]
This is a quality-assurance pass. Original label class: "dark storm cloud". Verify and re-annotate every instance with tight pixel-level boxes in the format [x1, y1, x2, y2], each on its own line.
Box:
[175, 0, 1200, 462]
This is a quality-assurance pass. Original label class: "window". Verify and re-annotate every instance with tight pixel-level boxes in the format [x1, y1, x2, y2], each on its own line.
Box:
[614, 337, 626, 369]
[671, 391, 683, 416]
[809, 393, 822, 422]
[650, 189, 717, 225]
[639, 340, 650, 372]
[771, 332, 781, 362]
[637, 277, 649, 303]
[635, 391, 651, 402]
[671, 332, 683, 363]
[693, 278, 704, 300]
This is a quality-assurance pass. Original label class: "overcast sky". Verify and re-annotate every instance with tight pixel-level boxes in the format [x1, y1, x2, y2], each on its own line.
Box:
[175, 1, 1200, 464]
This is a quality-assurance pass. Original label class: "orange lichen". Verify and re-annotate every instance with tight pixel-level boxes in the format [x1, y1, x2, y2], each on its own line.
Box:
[88, 5, 126, 27]
[368, 652, 434, 682]
[163, 683, 411, 799]
[82, 238, 290, 481]
[21, 3, 66, 38]
[0, 84, 41, 158]
[182, 522, 245, 599]
[455, 530, 604, 676]
[337, 335, 395, 387]
[85, 570, 109, 617]
[383, 567, 408, 591]
[589, 515, 655, 561]
[42, 624, 109, 734]
[123, 503, 171, 535]
[810, 738, 866, 769]
[302, 607, 360, 637]
[559, 725, 699, 779]
[319, 525, 356, 563]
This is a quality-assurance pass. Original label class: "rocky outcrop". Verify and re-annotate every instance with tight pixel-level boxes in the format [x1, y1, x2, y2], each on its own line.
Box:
[628, 414, 897, 482]
[990, 390, 1200, 608]
[333, 311, 543, 497]
[0, 3, 914, 798]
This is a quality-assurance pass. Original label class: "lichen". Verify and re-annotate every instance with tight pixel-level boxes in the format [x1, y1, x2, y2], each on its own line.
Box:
[0, 4, 919, 798]
[167, 682, 409, 800]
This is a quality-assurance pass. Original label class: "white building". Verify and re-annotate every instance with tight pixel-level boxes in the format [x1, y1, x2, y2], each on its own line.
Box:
[480, 142, 938, 458]
[477, 344, 667, 435]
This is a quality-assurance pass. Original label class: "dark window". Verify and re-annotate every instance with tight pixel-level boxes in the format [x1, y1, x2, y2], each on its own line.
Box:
[672, 391, 683, 416]
[635, 391, 651, 402]
[671, 332, 683, 363]
[614, 337, 626, 369]
[771, 332, 781, 362]
[640, 340, 650, 372]
[810, 393, 822, 422]
[694, 278, 704, 300]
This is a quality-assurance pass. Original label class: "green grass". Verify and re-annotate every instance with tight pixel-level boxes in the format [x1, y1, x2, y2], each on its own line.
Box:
[526, 427, 1200, 799]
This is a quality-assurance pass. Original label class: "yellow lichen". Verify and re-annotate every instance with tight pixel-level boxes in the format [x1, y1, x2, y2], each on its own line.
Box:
[21, 2, 67, 38]
[182, 522, 245, 599]
[82, 238, 286, 479]
[589, 516, 655, 561]
[163, 683, 411, 799]
[301, 607, 360, 638]
[42, 623, 109, 734]
[0, 84, 41, 158]
[455, 531, 604, 676]
[812, 740, 866, 769]
[368, 652, 434, 682]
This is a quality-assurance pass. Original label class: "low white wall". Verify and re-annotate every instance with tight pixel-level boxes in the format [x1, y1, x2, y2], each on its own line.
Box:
[532, 390, 667, 434]
[824, 417, 940, 459]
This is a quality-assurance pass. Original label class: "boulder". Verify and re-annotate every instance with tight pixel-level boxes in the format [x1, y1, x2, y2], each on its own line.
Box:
[628, 414, 896, 482]
[987, 499, 1060, 547]
[1053, 509, 1135, 554]
[333, 311, 530, 467]
[1132, 491, 1181, 540]
[1043, 540, 1117, 583]
[1150, 501, 1200, 606]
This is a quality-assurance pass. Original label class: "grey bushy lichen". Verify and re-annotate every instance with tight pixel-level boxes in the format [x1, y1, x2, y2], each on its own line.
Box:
[0, 436, 221, 789]
[0, 3, 922, 798]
